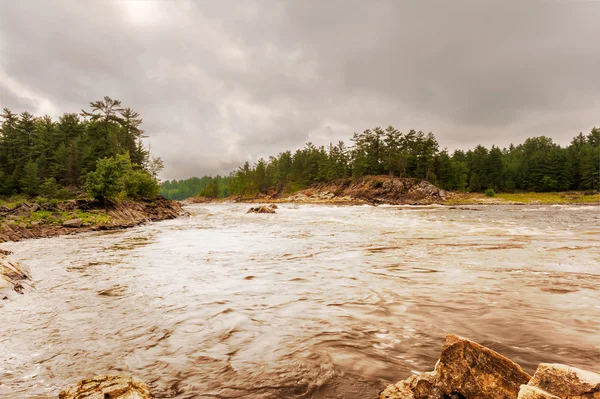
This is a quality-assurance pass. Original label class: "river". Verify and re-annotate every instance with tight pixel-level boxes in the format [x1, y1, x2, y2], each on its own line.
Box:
[1, 203, 599, 398]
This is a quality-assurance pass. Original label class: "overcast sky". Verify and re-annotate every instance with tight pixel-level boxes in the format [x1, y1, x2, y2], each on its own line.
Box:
[1, 0, 599, 180]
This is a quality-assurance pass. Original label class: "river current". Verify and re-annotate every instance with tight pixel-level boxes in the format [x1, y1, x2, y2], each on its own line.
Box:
[1, 203, 599, 398]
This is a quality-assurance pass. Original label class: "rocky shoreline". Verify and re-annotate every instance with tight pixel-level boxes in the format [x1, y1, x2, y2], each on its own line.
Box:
[207, 176, 447, 205]
[0, 196, 183, 244]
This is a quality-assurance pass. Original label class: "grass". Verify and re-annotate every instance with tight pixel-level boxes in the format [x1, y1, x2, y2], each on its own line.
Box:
[444, 191, 600, 205]
[1, 209, 111, 228]
[0, 195, 30, 209]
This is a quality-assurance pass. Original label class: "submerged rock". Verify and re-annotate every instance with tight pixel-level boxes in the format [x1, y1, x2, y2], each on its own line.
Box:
[526, 364, 600, 399]
[247, 205, 276, 214]
[59, 375, 152, 399]
[380, 334, 531, 399]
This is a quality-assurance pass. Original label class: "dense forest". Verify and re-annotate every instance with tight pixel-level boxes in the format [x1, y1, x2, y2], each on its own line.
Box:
[0, 97, 162, 200]
[161, 127, 599, 200]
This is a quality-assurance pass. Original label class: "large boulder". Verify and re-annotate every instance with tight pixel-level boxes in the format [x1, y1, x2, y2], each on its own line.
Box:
[525, 364, 600, 399]
[380, 334, 531, 399]
[59, 375, 152, 399]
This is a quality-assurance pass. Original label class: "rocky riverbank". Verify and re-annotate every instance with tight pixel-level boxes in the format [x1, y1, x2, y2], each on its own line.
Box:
[229, 176, 448, 205]
[0, 196, 183, 243]
[380, 334, 600, 399]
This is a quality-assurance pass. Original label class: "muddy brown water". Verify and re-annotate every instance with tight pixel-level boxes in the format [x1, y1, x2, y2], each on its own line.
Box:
[1, 204, 599, 398]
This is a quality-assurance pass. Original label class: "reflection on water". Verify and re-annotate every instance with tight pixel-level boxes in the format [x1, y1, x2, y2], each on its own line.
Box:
[1, 204, 599, 398]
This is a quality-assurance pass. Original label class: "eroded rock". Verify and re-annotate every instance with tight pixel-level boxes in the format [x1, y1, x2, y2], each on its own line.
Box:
[380, 334, 531, 399]
[527, 364, 600, 399]
[59, 375, 152, 399]
[518, 385, 561, 399]
[1, 252, 31, 299]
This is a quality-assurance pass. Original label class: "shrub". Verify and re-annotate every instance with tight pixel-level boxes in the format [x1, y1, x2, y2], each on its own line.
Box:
[55, 187, 74, 200]
[123, 170, 160, 199]
[85, 157, 125, 200]
[41, 177, 59, 198]
[35, 197, 47, 206]
[49, 199, 59, 208]
[485, 188, 496, 197]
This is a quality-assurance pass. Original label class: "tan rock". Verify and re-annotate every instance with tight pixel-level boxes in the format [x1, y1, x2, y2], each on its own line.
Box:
[434, 334, 531, 399]
[59, 375, 152, 399]
[518, 385, 562, 399]
[246, 205, 275, 214]
[379, 334, 531, 399]
[528, 363, 600, 399]
[63, 218, 83, 228]
[380, 372, 437, 399]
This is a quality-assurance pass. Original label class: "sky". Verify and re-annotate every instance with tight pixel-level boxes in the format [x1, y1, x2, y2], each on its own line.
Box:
[1, 0, 599, 180]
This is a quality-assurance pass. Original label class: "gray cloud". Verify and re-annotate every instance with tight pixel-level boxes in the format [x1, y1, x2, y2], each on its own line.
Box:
[1, 0, 598, 180]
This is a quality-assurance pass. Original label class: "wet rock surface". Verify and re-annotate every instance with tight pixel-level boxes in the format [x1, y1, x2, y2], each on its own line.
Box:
[59, 375, 152, 399]
[380, 335, 599, 399]
[0, 251, 31, 300]
[526, 364, 600, 399]
[246, 205, 276, 214]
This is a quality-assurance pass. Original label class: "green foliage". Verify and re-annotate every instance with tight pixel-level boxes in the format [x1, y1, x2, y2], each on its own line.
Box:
[41, 177, 59, 198]
[85, 153, 159, 201]
[1, 97, 157, 200]
[485, 188, 496, 197]
[123, 170, 160, 199]
[20, 160, 41, 195]
[161, 126, 600, 199]
[85, 157, 125, 200]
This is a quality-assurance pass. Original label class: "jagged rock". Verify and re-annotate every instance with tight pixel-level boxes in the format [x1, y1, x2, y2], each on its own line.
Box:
[268, 204, 278, 209]
[59, 375, 152, 399]
[247, 205, 276, 214]
[380, 334, 531, 399]
[518, 385, 561, 399]
[527, 364, 600, 399]
[434, 334, 531, 398]
[63, 218, 83, 228]
[1, 253, 31, 299]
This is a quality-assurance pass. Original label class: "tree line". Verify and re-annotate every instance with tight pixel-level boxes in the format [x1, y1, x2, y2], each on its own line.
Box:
[161, 127, 599, 200]
[0, 97, 162, 200]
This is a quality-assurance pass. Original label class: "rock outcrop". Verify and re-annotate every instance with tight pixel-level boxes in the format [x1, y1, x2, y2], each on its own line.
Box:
[0, 251, 31, 300]
[246, 205, 276, 214]
[59, 375, 152, 399]
[380, 335, 600, 399]
[0, 196, 183, 243]
[281, 176, 447, 205]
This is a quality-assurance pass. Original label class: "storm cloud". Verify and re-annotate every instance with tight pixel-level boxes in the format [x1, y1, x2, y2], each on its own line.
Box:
[1, 0, 598, 179]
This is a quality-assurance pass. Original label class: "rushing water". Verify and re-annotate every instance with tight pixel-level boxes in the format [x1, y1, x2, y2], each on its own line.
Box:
[1, 204, 599, 398]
